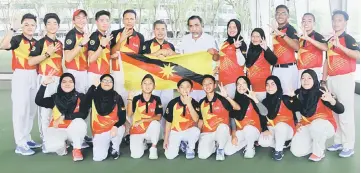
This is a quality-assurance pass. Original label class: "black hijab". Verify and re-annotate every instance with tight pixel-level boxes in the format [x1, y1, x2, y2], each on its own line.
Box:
[53, 73, 78, 116]
[262, 76, 283, 120]
[297, 69, 322, 117]
[232, 76, 254, 121]
[226, 19, 243, 45]
[94, 74, 117, 116]
[246, 28, 266, 68]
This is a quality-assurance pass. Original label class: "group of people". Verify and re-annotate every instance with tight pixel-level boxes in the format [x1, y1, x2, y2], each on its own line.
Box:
[0, 4, 359, 163]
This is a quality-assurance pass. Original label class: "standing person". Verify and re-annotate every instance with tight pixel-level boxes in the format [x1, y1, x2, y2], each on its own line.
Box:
[35, 72, 88, 161]
[224, 76, 266, 159]
[28, 13, 63, 147]
[87, 10, 115, 84]
[127, 74, 163, 159]
[0, 13, 40, 155]
[258, 76, 296, 161]
[269, 5, 299, 94]
[323, 10, 360, 158]
[178, 16, 220, 101]
[246, 28, 277, 100]
[197, 75, 240, 161]
[218, 19, 247, 98]
[291, 69, 344, 161]
[163, 79, 200, 160]
[64, 9, 90, 94]
[111, 9, 144, 101]
[297, 13, 328, 84]
[84, 74, 127, 161]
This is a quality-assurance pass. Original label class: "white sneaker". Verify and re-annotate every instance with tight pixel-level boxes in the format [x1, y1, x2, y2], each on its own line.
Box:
[216, 149, 225, 161]
[149, 147, 158, 159]
[244, 148, 255, 159]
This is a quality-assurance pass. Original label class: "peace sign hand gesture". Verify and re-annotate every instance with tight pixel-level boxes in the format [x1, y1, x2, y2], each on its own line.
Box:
[217, 82, 229, 98]
[233, 34, 244, 48]
[320, 88, 336, 105]
[42, 69, 56, 86]
[268, 24, 284, 37]
[244, 88, 259, 103]
[260, 38, 268, 50]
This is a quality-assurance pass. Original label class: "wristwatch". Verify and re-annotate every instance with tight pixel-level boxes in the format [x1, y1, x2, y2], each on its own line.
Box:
[79, 43, 84, 47]
[100, 45, 106, 49]
[44, 52, 51, 58]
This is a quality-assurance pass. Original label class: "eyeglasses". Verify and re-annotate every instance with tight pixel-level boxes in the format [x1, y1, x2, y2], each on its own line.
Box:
[101, 79, 113, 84]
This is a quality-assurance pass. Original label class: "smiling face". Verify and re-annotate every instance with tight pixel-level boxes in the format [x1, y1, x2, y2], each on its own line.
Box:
[61, 76, 75, 93]
[236, 78, 249, 94]
[202, 78, 216, 94]
[46, 18, 59, 34]
[227, 21, 238, 37]
[73, 12, 87, 30]
[251, 31, 262, 45]
[302, 14, 314, 32]
[22, 18, 37, 36]
[301, 73, 314, 90]
[154, 23, 166, 40]
[332, 14, 347, 32]
[266, 79, 278, 95]
[101, 76, 113, 91]
[275, 7, 289, 26]
[141, 78, 155, 94]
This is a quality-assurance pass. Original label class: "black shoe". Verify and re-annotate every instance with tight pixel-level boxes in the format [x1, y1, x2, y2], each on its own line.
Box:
[84, 136, 93, 143]
[110, 149, 120, 160]
[123, 135, 130, 145]
[272, 151, 284, 161]
[283, 140, 291, 149]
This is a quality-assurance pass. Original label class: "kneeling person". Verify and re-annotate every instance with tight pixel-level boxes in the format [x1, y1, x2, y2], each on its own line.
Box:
[35, 72, 88, 161]
[127, 74, 162, 159]
[84, 74, 126, 161]
[198, 75, 240, 161]
[164, 79, 201, 160]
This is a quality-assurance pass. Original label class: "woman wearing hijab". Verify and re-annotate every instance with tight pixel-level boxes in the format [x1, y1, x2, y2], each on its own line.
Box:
[224, 76, 267, 159]
[290, 69, 344, 162]
[35, 71, 88, 162]
[246, 28, 277, 101]
[258, 75, 297, 161]
[217, 19, 247, 98]
[84, 74, 126, 161]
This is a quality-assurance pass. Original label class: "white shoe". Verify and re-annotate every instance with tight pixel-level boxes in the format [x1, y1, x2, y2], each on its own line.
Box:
[244, 148, 255, 159]
[149, 147, 158, 159]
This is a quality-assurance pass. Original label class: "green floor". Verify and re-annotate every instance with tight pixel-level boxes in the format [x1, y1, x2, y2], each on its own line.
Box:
[0, 89, 359, 173]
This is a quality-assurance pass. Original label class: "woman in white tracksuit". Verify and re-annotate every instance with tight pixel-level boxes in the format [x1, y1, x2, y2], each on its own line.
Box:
[224, 76, 266, 159]
[258, 75, 297, 161]
[84, 74, 127, 161]
[290, 69, 344, 162]
[35, 73, 88, 162]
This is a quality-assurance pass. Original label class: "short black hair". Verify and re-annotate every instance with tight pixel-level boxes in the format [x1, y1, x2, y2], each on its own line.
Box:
[43, 13, 60, 25]
[276, 5, 289, 13]
[95, 10, 110, 20]
[187, 15, 203, 26]
[332, 10, 349, 21]
[202, 74, 215, 84]
[123, 9, 137, 18]
[153, 20, 167, 29]
[303, 13, 316, 22]
[21, 13, 37, 24]
[177, 78, 193, 88]
[141, 74, 155, 84]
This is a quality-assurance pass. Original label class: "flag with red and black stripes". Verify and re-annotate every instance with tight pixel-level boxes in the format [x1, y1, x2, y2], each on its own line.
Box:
[120, 51, 213, 90]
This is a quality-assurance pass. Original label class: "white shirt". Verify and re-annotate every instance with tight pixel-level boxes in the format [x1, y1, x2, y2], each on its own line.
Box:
[178, 32, 218, 54]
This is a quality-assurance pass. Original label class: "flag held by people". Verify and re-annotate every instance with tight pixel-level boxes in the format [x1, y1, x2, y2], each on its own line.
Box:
[121, 51, 213, 90]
